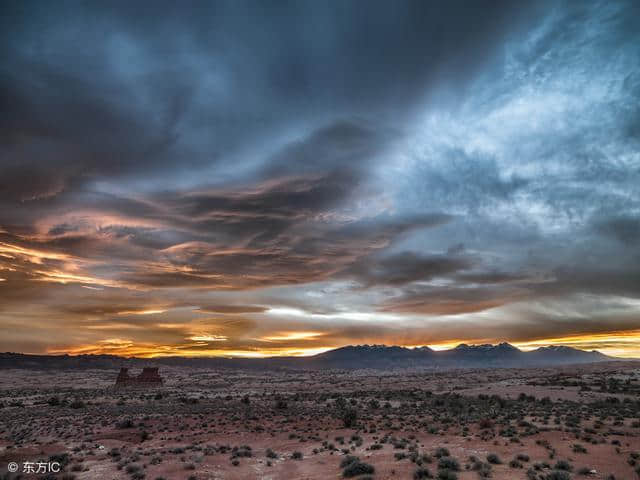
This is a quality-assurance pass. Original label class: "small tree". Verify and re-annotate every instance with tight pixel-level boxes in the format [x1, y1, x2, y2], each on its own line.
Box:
[341, 407, 358, 428]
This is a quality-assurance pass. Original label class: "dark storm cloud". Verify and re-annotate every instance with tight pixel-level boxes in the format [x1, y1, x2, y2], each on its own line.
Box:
[117, 212, 452, 290]
[0, 166, 452, 295]
[171, 170, 357, 221]
[342, 251, 472, 287]
[0, 0, 540, 201]
[262, 120, 393, 178]
[541, 267, 640, 299]
[454, 271, 529, 284]
[594, 216, 640, 246]
[380, 284, 526, 316]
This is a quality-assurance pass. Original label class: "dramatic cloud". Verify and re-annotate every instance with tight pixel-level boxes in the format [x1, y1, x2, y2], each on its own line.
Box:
[1, 0, 639, 357]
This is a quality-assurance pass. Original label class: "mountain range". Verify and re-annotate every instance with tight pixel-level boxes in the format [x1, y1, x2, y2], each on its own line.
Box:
[0, 343, 618, 371]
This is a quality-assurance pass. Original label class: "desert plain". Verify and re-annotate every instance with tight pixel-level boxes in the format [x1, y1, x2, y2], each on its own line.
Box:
[1, 362, 639, 480]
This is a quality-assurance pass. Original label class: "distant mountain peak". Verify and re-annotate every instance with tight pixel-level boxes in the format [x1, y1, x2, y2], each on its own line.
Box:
[532, 345, 608, 357]
[0, 342, 616, 371]
[454, 342, 518, 351]
[535, 345, 570, 352]
[415, 345, 434, 352]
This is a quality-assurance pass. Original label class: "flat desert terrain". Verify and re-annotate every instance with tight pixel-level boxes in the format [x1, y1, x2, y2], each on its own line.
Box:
[1, 362, 639, 480]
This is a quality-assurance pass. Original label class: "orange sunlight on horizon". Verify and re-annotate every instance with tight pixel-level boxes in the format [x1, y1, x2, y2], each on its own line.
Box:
[43, 330, 640, 359]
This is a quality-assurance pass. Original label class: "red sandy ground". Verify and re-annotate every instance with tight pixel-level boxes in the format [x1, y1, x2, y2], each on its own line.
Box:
[0, 361, 638, 479]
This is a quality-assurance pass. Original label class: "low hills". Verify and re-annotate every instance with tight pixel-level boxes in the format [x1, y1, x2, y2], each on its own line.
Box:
[0, 343, 616, 371]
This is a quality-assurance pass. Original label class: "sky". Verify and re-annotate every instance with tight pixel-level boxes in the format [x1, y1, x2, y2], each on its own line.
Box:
[1, 0, 639, 358]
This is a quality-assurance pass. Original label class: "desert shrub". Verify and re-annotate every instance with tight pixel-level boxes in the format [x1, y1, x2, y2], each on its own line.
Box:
[517, 454, 530, 462]
[341, 407, 358, 428]
[231, 446, 252, 459]
[509, 459, 523, 468]
[179, 396, 198, 404]
[266, 448, 278, 459]
[435, 447, 450, 458]
[438, 457, 460, 471]
[572, 444, 587, 454]
[421, 454, 434, 464]
[437, 469, 458, 480]
[69, 399, 85, 409]
[292, 451, 303, 460]
[546, 471, 571, 480]
[577, 467, 592, 475]
[414, 467, 432, 479]
[117, 419, 134, 429]
[343, 460, 375, 477]
[486, 454, 502, 465]
[479, 418, 494, 429]
[49, 453, 70, 469]
[335, 399, 358, 426]
[554, 460, 572, 471]
[472, 462, 492, 478]
[340, 456, 360, 468]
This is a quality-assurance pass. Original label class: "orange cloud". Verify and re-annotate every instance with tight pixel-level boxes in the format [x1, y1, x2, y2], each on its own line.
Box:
[33, 269, 124, 288]
[513, 330, 640, 358]
[46, 338, 330, 358]
[0, 242, 73, 264]
[188, 334, 228, 342]
[260, 331, 325, 342]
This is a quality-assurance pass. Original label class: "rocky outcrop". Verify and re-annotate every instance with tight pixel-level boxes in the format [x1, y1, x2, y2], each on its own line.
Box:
[115, 367, 163, 387]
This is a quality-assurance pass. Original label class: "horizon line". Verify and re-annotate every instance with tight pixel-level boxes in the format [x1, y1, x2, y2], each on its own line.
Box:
[4, 341, 636, 361]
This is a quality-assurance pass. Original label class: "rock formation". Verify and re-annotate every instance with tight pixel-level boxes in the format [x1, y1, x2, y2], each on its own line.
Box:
[115, 367, 163, 388]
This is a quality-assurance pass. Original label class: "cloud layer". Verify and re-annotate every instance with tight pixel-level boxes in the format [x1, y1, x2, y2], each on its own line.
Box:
[1, 0, 639, 357]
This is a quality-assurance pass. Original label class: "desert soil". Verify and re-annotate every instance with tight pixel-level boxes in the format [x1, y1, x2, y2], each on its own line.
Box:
[0, 361, 639, 480]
